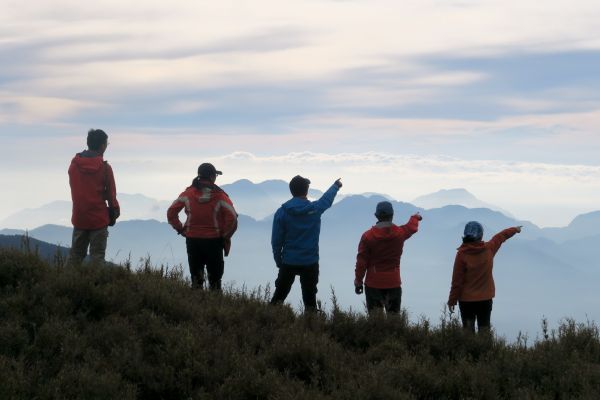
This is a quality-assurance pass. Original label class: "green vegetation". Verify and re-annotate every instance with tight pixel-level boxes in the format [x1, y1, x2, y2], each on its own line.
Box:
[0, 248, 599, 399]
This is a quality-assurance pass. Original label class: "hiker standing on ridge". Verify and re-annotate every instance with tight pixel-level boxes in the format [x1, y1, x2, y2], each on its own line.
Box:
[354, 201, 422, 315]
[167, 163, 238, 291]
[270, 176, 342, 311]
[447, 222, 522, 333]
[68, 129, 120, 265]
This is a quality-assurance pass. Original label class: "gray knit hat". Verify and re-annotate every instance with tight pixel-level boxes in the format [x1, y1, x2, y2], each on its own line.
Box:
[463, 221, 484, 241]
[375, 201, 394, 218]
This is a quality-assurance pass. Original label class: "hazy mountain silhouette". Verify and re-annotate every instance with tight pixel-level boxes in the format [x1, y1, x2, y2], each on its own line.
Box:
[0, 234, 68, 261]
[0, 194, 171, 230]
[412, 188, 514, 218]
[220, 179, 324, 220]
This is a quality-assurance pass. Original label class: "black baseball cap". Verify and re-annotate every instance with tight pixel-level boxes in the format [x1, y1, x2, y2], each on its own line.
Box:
[198, 163, 222, 178]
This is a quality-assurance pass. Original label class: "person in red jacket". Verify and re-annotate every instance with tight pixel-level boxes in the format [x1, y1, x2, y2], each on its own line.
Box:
[167, 163, 238, 291]
[354, 201, 422, 314]
[447, 221, 522, 333]
[67, 129, 120, 265]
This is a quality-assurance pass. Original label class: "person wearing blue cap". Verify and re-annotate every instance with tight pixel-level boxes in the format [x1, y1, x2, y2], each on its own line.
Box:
[354, 201, 422, 314]
[447, 221, 522, 332]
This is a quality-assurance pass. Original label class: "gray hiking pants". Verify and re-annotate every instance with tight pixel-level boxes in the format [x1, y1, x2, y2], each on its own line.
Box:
[67, 227, 109, 265]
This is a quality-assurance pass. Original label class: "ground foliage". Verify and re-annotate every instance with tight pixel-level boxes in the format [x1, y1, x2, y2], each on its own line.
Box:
[0, 248, 599, 399]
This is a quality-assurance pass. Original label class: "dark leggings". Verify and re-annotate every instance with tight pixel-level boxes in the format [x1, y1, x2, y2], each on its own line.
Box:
[459, 299, 493, 333]
[186, 237, 224, 291]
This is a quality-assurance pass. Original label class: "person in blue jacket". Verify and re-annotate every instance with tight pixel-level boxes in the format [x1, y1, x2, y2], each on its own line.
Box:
[270, 175, 343, 311]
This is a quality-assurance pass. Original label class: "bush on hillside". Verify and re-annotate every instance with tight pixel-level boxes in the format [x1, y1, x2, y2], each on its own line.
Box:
[0, 248, 599, 399]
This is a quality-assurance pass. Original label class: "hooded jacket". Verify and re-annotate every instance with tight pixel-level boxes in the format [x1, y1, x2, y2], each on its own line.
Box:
[447, 227, 519, 306]
[167, 180, 238, 253]
[69, 150, 119, 230]
[271, 183, 340, 266]
[354, 215, 421, 289]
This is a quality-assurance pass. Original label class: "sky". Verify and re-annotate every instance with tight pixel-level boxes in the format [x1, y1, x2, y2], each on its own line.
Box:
[1, 0, 600, 227]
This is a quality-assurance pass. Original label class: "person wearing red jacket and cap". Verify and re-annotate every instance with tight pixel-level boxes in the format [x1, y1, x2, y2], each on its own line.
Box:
[167, 163, 238, 291]
[447, 221, 522, 333]
[354, 201, 422, 314]
[67, 129, 120, 265]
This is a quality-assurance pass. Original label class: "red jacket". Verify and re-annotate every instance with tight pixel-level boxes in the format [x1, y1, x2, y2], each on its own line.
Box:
[167, 181, 238, 253]
[354, 215, 421, 289]
[69, 151, 119, 230]
[447, 227, 519, 306]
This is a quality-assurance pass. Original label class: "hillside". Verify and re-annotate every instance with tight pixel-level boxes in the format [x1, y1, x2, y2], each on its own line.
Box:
[1, 249, 599, 399]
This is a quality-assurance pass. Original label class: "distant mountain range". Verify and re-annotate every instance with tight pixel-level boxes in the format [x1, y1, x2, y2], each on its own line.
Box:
[412, 188, 514, 217]
[0, 234, 68, 262]
[1, 180, 598, 339]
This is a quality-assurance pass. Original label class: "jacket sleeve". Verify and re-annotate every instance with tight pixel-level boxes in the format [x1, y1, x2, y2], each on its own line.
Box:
[399, 214, 421, 239]
[354, 233, 369, 286]
[311, 184, 340, 214]
[106, 163, 120, 210]
[167, 192, 187, 232]
[271, 208, 285, 266]
[448, 252, 465, 306]
[487, 227, 519, 255]
[217, 194, 238, 239]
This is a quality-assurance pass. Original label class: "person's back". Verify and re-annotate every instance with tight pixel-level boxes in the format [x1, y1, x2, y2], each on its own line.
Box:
[270, 176, 342, 310]
[168, 180, 237, 240]
[273, 193, 336, 266]
[69, 151, 112, 230]
[167, 163, 238, 290]
[354, 201, 421, 313]
[67, 129, 119, 265]
[448, 221, 521, 332]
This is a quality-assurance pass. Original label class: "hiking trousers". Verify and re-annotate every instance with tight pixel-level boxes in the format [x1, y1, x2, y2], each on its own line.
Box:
[459, 299, 493, 333]
[186, 237, 224, 291]
[365, 286, 402, 314]
[68, 227, 108, 265]
[270, 263, 319, 311]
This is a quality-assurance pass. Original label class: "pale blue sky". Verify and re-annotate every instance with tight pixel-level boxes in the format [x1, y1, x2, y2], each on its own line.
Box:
[1, 0, 600, 226]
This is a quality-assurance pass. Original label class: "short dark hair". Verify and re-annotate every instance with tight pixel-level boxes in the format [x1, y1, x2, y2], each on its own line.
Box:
[289, 175, 310, 197]
[87, 129, 108, 151]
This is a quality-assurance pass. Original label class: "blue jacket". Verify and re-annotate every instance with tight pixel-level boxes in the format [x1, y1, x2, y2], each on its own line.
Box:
[271, 183, 340, 267]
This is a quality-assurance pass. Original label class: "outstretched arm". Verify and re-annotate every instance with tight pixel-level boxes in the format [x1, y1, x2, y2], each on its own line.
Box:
[311, 179, 342, 214]
[400, 212, 422, 239]
[488, 226, 521, 255]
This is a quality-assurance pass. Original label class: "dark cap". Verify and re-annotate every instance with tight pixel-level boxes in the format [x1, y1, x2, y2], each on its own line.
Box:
[375, 201, 394, 217]
[463, 221, 483, 241]
[198, 163, 222, 178]
[289, 175, 311, 197]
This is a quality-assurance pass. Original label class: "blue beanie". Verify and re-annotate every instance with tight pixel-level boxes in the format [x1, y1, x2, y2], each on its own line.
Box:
[463, 221, 483, 241]
[375, 201, 394, 218]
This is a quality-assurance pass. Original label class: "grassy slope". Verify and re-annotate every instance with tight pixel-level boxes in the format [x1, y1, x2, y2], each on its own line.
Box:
[0, 249, 599, 400]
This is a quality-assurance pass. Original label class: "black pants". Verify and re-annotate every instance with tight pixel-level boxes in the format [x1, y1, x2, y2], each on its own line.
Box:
[186, 237, 224, 291]
[459, 299, 493, 332]
[365, 286, 402, 314]
[270, 263, 319, 311]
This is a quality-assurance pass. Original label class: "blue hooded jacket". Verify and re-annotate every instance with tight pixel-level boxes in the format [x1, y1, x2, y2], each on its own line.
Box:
[271, 183, 340, 266]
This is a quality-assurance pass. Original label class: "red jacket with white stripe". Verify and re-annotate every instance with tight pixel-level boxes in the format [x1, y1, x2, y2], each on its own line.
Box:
[354, 214, 421, 289]
[69, 150, 120, 230]
[167, 180, 238, 245]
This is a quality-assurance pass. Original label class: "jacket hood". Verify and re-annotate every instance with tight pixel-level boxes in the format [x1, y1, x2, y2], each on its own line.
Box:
[72, 151, 104, 175]
[458, 241, 487, 254]
[370, 221, 399, 241]
[281, 197, 315, 216]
